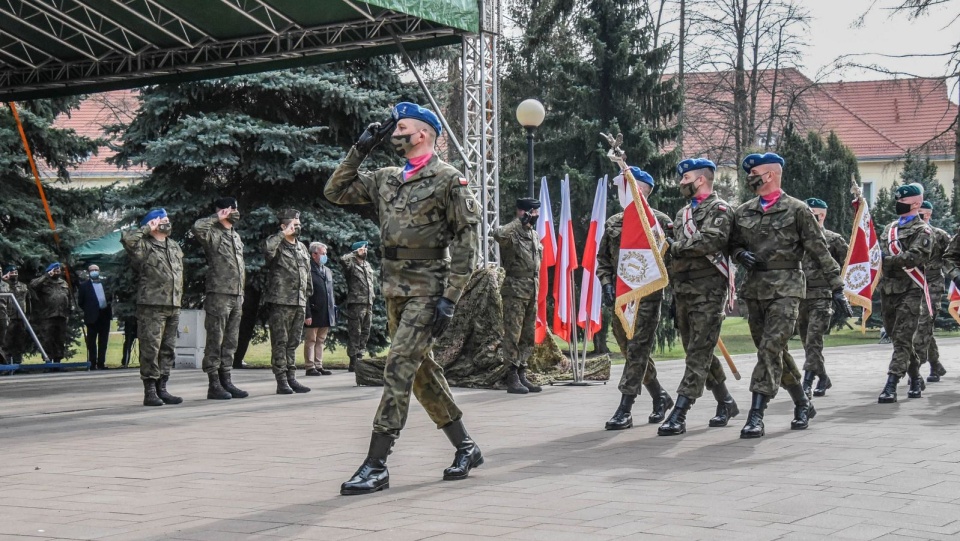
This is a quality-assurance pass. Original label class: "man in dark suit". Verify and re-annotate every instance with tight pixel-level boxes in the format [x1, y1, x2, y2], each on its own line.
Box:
[77, 264, 113, 370]
[304, 242, 336, 376]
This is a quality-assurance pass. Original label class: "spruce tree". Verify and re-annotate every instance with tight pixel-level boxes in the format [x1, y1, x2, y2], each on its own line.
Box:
[900, 152, 955, 232]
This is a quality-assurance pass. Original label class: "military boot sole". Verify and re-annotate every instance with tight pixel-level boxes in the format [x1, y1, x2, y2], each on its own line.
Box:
[605, 417, 634, 430]
[927, 374, 941, 382]
[443, 456, 484, 481]
[143, 398, 163, 407]
[507, 387, 529, 395]
[277, 387, 294, 395]
[340, 481, 389, 496]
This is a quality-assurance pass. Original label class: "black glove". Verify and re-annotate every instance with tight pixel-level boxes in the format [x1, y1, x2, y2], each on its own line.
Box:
[736, 251, 758, 271]
[431, 297, 456, 338]
[602, 283, 616, 306]
[355, 117, 396, 155]
[832, 288, 854, 318]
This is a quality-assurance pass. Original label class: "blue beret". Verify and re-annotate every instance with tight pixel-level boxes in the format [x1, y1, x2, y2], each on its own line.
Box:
[805, 198, 828, 209]
[894, 183, 924, 200]
[677, 158, 716, 176]
[351, 241, 369, 251]
[393, 102, 442, 136]
[921, 201, 934, 210]
[45, 262, 61, 273]
[140, 208, 167, 226]
[626, 166, 658, 195]
[741, 152, 785, 173]
[3, 265, 16, 274]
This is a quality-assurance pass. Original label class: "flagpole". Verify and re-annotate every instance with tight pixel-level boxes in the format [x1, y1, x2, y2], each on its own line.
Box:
[569, 268, 580, 382]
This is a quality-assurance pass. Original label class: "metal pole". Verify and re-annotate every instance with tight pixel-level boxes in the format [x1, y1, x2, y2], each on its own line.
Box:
[526, 127, 535, 198]
[0, 292, 49, 362]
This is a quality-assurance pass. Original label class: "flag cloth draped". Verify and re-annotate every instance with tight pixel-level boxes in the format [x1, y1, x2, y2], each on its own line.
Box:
[577, 176, 607, 340]
[613, 169, 669, 340]
[841, 195, 882, 333]
[552, 175, 579, 343]
[535, 177, 557, 344]
[948, 281, 960, 325]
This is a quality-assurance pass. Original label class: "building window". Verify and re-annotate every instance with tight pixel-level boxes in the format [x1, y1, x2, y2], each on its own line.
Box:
[862, 180, 875, 206]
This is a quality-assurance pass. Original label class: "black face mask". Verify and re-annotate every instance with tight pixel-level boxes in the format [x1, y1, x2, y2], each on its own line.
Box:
[895, 202, 913, 215]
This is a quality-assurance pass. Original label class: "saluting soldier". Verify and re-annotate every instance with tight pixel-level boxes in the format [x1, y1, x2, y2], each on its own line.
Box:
[0, 272, 8, 362]
[916, 201, 950, 382]
[2, 265, 31, 364]
[657, 158, 739, 436]
[799, 198, 849, 398]
[29, 262, 72, 365]
[730, 153, 846, 438]
[598, 167, 674, 430]
[326, 102, 483, 495]
[342, 240, 375, 373]
[493, 197, 543, 395]
[877, 184, 934, 403]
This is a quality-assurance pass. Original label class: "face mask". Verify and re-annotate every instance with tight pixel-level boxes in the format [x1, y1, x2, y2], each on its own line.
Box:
[746, 174, 765, 192]
[895, 201, 913, 215]
[390, 133, 417, 154]
[157, 223, 172, 234]
[53, 274, 63, 280]
[8, 275, 17, 283]
[679, 179, 699, 199]
[293, 225, 302, 237]
[227, 210, 240, 224]
[319, 255, 328, 265]
[89, 271, 100, 280]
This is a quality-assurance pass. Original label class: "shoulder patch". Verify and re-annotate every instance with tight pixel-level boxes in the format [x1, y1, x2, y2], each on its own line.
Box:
[666, 223, 674, 229]
[718, 204, 727, 212]
[713, 217, 724, 227]
[458, 177, 469, 186]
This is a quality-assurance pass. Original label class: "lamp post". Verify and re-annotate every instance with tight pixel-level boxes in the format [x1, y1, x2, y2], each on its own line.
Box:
[516, 99, 545, 198]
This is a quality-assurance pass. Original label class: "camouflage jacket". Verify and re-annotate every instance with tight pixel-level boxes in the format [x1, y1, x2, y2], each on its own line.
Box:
[879, 216, 933, 295]
[493, 218, 541, 300]
[0, 279, 9, 323]
[262, 233, 312, 307]
[3, 280, 29, 316]
[28, 274, 71, 319]
[731, 192, 842, 300]
[940, 228, 960, 283]
[923, 225, 950, 293]
[803, 227, 849, 299]
[668, 193, 734, 297]
[192, 215, 245, 296]
[325, 147, 481, 303]
[597, 209, 673, 302]
[121, 226, 184, 307]
[341, 252, 375, 306]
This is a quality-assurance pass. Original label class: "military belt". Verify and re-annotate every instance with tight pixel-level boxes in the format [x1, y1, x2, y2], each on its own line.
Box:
[757, 261, 801, 271]
[382, 246, 450, 260]
[506, 271, 537, 278]
[806, 279, 830, 288]
[672, 267, 721, 282]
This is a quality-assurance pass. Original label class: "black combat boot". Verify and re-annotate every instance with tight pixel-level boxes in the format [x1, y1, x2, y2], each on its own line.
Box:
[286, 370, 311, 393]
[813, 373, 832, 397]
[740, 392, 769, 439]
[787, 383, 816, 430]
[155, 375, 183, 404]
[645, 379, 674, 423]
[348, 355, 357, 373]
[657, 395, 693, 436]
[709, 383, 740, 427]
[276, 373, 294, 395]
[878, 374, 899, 403]
[340, 432, 393, 495]
[517, 366, 542, 393]
[441, 419, 484, 480]
[143, 379, 163, 407]
[802, 371, 816, 400]
[927, 360, 946, 382]
[206, 372, 232, 400]
[907, 377, 925, 399]
[505, 365, 529, 394]
[605, 394, 636, 430]
[219, 370, 248, 398]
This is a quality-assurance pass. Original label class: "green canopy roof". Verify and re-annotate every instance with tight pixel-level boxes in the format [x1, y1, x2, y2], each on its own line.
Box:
[72, 230, 123, 268]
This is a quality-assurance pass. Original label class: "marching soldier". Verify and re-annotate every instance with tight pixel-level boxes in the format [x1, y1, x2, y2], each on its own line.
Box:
[262, 209, 312, 395]
[342, 240, 375, 373]
[877, 184, 934, 403]
[2, 265, 30, 364]
[29, 262, 71, 364]
[799, 198, 849, 398]
[598, 167, 674, 430]
[326, 102, 483, 495]
[916, 201, 950, 382]
[730, 153, 846, 438]
[192, 197, 248, 400]
[494, 197, 543, 395]
[657, 158, 739, 436]
[121, 209, 184, 407]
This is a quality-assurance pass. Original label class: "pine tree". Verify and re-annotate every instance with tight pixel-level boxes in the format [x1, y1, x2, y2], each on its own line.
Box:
[900, 152, 956, 232]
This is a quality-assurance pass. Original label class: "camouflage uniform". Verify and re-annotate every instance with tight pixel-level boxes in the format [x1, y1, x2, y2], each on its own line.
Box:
[914, 225, 949, 367]
[798, 227, 849, 376]
[2, 280, 30, 361]
[596, 210, 672, 395]
[0, 279, 9, 360]
[326, 147, 479, 437]
[121, 226, 184, 380]
[668, 194, 733, 400]
[879, 217, 933, 378]
[28, 274, 71, 361]
[342, 251, 375, 359]
[192, 215, 245, 375]
[262, 233, 312, 376]
[493, 218, 541, 368]
[730, 192, 843, 398]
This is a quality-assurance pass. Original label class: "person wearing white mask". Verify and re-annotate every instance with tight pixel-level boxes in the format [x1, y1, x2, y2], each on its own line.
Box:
[304, 242, 335, 376]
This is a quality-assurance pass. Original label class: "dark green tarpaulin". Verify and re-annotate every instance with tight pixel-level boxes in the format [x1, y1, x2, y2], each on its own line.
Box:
[72, 231, 123, 268]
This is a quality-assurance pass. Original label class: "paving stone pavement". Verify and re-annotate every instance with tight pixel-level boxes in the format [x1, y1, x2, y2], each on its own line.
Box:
[2, 339, 960, 541]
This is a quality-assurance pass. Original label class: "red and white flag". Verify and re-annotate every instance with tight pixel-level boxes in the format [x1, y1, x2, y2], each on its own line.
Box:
[535, 177, 556, 344]
[947, 281, 960, 325]
[614, 169, 669, 340]
[577, 176, 607, 340]
[841, 195, 882, 332]
[553, 175, 579, 343]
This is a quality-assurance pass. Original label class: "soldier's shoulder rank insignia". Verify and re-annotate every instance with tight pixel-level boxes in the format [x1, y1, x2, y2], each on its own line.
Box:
[667, 223, 674, 229]
[458, 177, 468, 186]
[718, 204, 727, 211]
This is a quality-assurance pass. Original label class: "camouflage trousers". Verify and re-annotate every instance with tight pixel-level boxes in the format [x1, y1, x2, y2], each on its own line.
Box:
[35, 316, 68, 361]
[346, 303, 372, 358]
[3, 319, 30, 359]
[674, 284, 727, 400]
[798, 297, 834, 376]
[914, 288, 942, 366]
[502, 295, 536, 368]
[374, 296, 461, 438]
[745, 297, 803, 398]
[202, 293, 242, 374]
[881, 288, 923, 378]
[137, 305, 179, 380]
[610, 297, 660, 396]
[268, 303, 305, 376]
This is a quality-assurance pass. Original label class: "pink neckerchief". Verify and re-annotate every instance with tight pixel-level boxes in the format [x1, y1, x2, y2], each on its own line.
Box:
[403, 153, 433, 180]
[759, 189, 783, 212]
[690, 192, 710, 208]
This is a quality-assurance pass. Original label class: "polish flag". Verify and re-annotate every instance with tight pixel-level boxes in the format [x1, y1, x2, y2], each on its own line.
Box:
[577, 176, 607, 340]
[948, 281, 960, 325]
[552, 175, 579, 343]
[535, 177, 556, 344]
[841, 194, 882, 332]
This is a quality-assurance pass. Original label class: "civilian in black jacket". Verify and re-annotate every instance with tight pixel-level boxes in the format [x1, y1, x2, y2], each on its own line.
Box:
[304, 242, 336, 376]
[77, 265, 113, 370]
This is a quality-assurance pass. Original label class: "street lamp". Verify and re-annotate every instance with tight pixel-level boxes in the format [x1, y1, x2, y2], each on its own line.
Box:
[516, 99, 545, 198]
